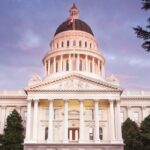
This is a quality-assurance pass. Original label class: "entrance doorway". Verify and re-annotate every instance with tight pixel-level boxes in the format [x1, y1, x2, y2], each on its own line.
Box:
[68, 128, 79, 141]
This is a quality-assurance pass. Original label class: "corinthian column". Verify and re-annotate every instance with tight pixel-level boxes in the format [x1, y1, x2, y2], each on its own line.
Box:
[25, 100, 32, 142]
[116, 101, 122, 142]
[47, 100, 54, 143]
[79, 100, 84, 143]
[63, 100, 68, 143]
[109, 100, 115, 142]
[33, 100, 39, 142]
[94, 100, 100, 143]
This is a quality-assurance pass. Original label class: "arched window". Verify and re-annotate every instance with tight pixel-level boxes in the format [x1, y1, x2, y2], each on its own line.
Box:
[73, 40, 76, 46]
[67, 41, 69, 47]
[45, 127, 48, 140]
[66, 60, 69, 71]
[79, 41, 82, 47]
[79, 60, 82, 71]
[85, 42, 87, 48]
[99, 127, 103, 140]
[57, 43, 59, 48]
[61, 41, 64, 47]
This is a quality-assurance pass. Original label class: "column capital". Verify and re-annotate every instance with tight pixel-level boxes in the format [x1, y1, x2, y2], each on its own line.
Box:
[78, 99, 84, 102]
[93, 99, 100, 102]
[48, 99, 54, 102]
[33, 99, 39, 102]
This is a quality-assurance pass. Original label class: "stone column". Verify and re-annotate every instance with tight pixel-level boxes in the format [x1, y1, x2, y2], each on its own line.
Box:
[94, 100, 100, 143]
[109, 100, 115, 142]
[48, 59, 50, 75]
[92, 57, 95, 73]
[79, 100, 84, 143]
[69, 54, 72, 71]
[85, 55, 88, 72]
[77, 54, 80, 71]
[63, 100, 68, 143]
[45, 61, 47, 76]
[33, 100, 39, 142]
[54, 57, 56, 73]
[47, 100, 54, 143]
[101, 63, 105, 77]
[25, 100, 32, 142]
[98, 60, 100, 74]
[60, 55, 63, 72]
[116, 101, 122, 142]
[0, 106, 6, 134]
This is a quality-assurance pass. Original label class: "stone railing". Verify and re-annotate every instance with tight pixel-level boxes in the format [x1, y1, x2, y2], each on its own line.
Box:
[0, 90, 26, 98]
[122, 91, 150, 97]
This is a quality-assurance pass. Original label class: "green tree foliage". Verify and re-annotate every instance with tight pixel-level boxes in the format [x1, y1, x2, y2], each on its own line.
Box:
[2, 109, 24, 150]
[122, 118, 142, 150]
[133, 0, 150, 52]
[140, 114, 150, 150]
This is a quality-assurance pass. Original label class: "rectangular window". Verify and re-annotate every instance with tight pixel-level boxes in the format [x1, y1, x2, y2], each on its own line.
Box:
[99, 127, 103, 140]
[54, 109, 59, 120]
[89, 128, 94, 140]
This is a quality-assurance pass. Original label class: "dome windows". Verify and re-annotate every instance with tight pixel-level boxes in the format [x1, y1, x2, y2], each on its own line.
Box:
[67, 41, 70, 47]
[54, 39, 95, 50]
[61, 41, 64, 47]
[79, 41, 82, 47]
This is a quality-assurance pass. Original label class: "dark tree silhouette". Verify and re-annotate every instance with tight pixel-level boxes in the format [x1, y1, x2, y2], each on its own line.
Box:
[2, 109, 24, 150]
[140, 114, 150, 150]
[122, 118, 142, 150]
[133, 0, 150, 52]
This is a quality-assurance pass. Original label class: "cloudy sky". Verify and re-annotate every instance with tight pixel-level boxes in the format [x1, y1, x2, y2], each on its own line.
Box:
[0, 0, 149, 91]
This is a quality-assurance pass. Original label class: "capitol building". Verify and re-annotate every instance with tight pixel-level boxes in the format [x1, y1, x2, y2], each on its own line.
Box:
[0, 4, 150, 150]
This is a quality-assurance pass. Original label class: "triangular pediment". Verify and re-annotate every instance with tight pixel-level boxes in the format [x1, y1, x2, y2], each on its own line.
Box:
[26, 73, 121, 92]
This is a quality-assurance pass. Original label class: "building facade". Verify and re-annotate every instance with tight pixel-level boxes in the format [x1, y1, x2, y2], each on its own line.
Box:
[0, 4, 150, 150]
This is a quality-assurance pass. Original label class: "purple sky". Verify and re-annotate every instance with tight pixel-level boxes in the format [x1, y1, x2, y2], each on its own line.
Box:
[0, 0, 150, 91]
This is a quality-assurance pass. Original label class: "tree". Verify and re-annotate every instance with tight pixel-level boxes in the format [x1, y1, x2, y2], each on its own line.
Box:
[122, 118, 142, 150]
[140, 114, 150, 150]
[2, 109, 24, 150]
[133, 0, 150, 52]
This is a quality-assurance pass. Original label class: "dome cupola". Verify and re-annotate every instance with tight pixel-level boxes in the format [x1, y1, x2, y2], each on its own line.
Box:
[43, 3, 105, 80]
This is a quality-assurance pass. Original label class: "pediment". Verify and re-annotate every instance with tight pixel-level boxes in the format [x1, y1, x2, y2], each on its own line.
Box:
[26, 74, 121, 91]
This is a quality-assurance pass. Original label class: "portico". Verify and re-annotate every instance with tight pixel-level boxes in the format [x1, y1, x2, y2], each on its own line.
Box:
[25, 76, 122, 145]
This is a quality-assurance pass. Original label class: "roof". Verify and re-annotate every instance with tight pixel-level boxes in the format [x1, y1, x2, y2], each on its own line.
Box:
[54, 19, 94, 36]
